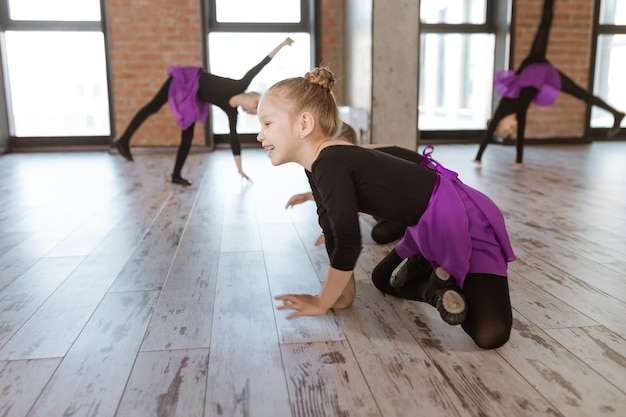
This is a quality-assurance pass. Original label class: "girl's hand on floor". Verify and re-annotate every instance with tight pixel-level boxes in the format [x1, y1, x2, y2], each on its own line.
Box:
[239, 170, 252, 182]
[274, 294, 328, 319]
[285, 192, 312, 208]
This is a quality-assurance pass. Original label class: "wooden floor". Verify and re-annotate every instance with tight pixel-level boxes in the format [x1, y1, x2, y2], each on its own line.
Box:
[0, 141, 625, 417]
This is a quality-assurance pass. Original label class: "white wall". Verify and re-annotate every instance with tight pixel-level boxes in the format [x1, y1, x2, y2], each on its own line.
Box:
[371, 0, 419, 149]
[345, 0, 373, 144]
[345, 0, 420, 149]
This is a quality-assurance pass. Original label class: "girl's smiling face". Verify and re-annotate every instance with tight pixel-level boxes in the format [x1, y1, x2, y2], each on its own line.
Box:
[256, 93, 300, 166]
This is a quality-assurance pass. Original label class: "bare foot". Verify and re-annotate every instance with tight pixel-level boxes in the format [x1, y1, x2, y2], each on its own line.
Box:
[510, 162, 525, 169]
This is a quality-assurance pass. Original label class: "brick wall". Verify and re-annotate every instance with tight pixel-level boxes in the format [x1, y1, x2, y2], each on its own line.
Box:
[514, 0, 594, 139]
[108, 0, 345, 148]
[108, 0, 204, 147]
[108, 0, 596, 146]
[320, 0, 345, 105]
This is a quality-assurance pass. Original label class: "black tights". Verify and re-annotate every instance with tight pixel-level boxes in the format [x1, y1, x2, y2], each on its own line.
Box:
[372, 249, 512, 349]
[475, 0, 623, 163]
[118, 77, 197, 177]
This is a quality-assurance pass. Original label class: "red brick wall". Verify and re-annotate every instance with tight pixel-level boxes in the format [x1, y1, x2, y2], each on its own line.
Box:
[108, 0, 204, 147]
[514, 0, 594, 139]
[320, 0, 345, 105]
[108, 0, 595, 145]
[108, 0, 345, 147]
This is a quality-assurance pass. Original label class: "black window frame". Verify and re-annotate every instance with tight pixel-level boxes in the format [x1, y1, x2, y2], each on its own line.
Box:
[201, 0, 318, 148]
[587, 0, 626, 139]
[0, 0, 114, 149]
[419, 0, 513, 141]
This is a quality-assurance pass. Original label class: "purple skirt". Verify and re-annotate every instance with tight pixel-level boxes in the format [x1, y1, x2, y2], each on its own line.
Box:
[395, 148, 516, 288]
[167, 65, 210, 129]
[494, 62, 562, 106]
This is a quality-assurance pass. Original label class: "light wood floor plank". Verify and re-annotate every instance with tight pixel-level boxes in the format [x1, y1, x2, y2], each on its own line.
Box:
[109, 189, 200, 292]
[260, 222, 346, 344]
[115, 349, 210, 417]
[508, 269, 598, 330]
[25, 291, 159, 417]
[0, 232, 80, 292]
[529, 245, 626, 303]
[603, 261, 626, 275]
[0, 143, 625, 417]
[0, 358, 61, 417]
[280, 341, 382, 417]
[392, 300, 560, 416]
[204, 251, 292, 417]
[500, 315, 626, 417]
[0, 232, 31, 258]
[515, 257, 626, 339]
[335, 282, 472, 417]
[140, 227, 220, 351]
[0, 254, 125, 360]
[291, 219, 332, 280]
[0, 256, 84, 348]
[545, 325, 626, 394]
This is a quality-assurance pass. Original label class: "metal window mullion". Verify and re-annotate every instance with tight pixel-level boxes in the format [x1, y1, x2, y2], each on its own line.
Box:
[597, 25, 626, 35]
[2, 20, 101, 31]
[420, 23, 493, 34]
[206, 21, 309, 33]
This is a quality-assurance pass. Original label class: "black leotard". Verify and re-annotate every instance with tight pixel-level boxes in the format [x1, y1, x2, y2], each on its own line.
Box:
[372, 145, 424, 164]
[197, 56, 272, 155]
[475, 0, 623, 163]
[307, 145, 437, 271]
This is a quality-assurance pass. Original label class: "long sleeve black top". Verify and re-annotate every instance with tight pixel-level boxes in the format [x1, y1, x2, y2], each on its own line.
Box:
[197, 56, 272, 155]
[307, 145, 436, 271]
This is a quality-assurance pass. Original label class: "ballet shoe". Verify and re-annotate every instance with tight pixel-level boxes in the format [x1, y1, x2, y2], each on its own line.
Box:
[608, 113, 624, 137]
[114, 138, 133, 161]
[171, 174, 192, 186]
[425, 267, 468, 326]
[390, 259, 410, 288]
[390, 255, 432, 288]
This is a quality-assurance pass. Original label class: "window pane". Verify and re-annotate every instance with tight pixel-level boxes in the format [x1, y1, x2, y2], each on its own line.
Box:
[8, 0, 101, 21]
[215, 0, 300, 23]
[5, 31, 110, 137]
[419, 33, 494, 130]
[591, 34, 626, 128]
[600, 0, 626, 25]
[420, 0, 486, 24]
[208, 32, 311, 134]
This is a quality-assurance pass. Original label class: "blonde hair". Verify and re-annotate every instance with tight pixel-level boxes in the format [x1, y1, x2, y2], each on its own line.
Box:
[265, 67, 341, 139]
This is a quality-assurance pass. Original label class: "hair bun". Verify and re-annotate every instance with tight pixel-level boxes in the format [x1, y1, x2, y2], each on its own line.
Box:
[304, 67, 335, 91]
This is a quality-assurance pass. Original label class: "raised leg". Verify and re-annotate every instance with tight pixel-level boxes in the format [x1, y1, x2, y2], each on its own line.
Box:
[519, 0, 555, 68]
[558, 71, 625, 137]
[114, 77, 172, 161]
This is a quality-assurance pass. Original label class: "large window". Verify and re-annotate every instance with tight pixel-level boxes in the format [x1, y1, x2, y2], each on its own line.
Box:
[591, 0, 626, 130]
[208, 32, 312, 135]
[419, 0, 510, 134]
[0, 0, 111, 142]
[205, 0, 314, 139]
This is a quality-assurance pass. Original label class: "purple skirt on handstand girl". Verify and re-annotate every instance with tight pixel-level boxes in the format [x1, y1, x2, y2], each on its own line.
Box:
[167, 65, 210, 129]
[494, 62, 562, 107]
